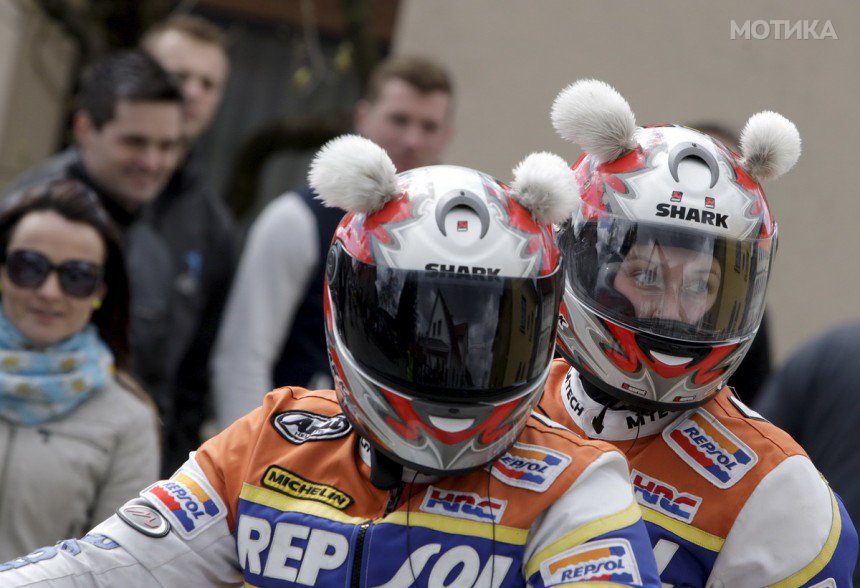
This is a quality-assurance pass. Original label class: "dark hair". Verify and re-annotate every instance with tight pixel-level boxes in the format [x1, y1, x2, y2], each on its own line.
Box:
[364, 56, 454, 103]
[75, 49, 183, 130]
[142, 14, 229, 52]
[0, 180, 131, 369]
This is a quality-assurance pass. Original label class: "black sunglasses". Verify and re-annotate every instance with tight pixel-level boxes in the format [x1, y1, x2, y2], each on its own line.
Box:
[5, 249, 104, 299]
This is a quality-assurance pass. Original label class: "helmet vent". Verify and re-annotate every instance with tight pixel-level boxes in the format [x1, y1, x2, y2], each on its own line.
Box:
[428, 415, 476, 432]
[435, 189, 490, 237]
[668, 142, 719, 189]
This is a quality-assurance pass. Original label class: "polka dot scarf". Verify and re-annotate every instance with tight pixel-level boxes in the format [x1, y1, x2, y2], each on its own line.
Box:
[0, 309, 113, 425]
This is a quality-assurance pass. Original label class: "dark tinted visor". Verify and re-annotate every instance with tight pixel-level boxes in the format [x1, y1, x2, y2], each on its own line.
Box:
[328, 244, 563, 401]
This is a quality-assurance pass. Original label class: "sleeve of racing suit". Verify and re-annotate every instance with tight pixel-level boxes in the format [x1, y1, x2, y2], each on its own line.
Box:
[0, 458, 241, 587]
[523, 450, 661, 587]
[710, 454, 859, 587]
[0, 399, 275, 586]
[211, 193, 318, 430]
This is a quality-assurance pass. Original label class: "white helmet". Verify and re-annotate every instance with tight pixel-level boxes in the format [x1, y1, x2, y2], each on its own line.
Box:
[312, 135, 577, 474]
[551, 80, 800, 411]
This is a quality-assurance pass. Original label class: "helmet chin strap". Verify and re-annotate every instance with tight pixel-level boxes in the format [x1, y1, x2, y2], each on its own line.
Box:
[578, 377, 617, 434]
[580, 376, 619, 407]
[369, 446, 404, 490]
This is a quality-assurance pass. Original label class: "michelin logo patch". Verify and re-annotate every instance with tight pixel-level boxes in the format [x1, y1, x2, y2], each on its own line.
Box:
[142, 470, 226, 539]
[272, 410, 352, 444]
[490, 442, 570, 492]
[540, 538, 642, 586]
[664, 409, 758, 488]
[631, 470, 702, 523]
[262, 465, 353, 510]
[420, 486, 506, 524]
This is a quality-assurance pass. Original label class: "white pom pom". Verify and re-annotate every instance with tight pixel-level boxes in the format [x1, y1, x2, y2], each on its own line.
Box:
[551, 79, 637, 164]
[739, 111, 801, 181]
[511, 152, 579, 224]
[309, 134, 398, 213]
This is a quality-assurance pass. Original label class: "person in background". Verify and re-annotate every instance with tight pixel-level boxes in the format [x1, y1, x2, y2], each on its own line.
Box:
[0, 179, 159, 561]
[142, 14, 237, 473]
[4, 49, 184, 468]
[212, 55, 454, 430]
[142, 14, 230, 146]
[538, 79, 857, 586]
[755, 324, 860, 585]
[5, 44, 231, 476]
[0, 136, 661, 587]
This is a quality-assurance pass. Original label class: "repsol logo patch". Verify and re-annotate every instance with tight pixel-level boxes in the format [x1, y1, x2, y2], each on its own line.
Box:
[238, 516, 349, 585]
[664, 409, 758, 488]
[540, 539, 642, 586]
[142, 471, 225, 539]
[631, 469, 702, 522]
[237, 516, 515, 587]
[420, 486, 506, 524]
[378, 544, 513, 588]
[655, 203, 728, 228]
[490, 442, 571, 492]
[262, 466, 353, 510]
[425, 263, 501, 276]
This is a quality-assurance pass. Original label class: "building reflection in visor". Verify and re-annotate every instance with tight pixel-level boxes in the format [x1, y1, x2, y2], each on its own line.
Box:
[329, 250, 563, 401]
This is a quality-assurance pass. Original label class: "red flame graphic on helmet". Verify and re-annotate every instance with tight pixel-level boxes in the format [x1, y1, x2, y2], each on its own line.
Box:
[333, 192, 413, 264]
[491, 181, 560, 275]
[333, 178, 560, 276]
[576, 148, 648, 221]
[575, 126, 775, 239]
[602, 321, 736, 386]
[380, 389, 522, 445]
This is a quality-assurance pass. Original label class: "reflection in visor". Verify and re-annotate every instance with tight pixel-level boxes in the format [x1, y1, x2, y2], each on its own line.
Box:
[561, 219, 774, 343]
[328, 245, 563, 401]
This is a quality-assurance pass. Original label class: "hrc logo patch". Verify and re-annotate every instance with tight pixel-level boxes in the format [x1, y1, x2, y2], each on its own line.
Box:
[631, 470, 702, 523]
[540, 538, 642, 586]
[419, 486, 506, 524]
[142, 471, 225, 539]
[490, 442, 570, 492]
[262, 466, 353, 510]
[664, 409, 758, 488]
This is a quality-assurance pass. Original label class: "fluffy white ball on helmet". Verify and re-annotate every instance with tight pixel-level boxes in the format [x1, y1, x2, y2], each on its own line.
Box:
[551, 79, 638, 164]
[739, 111, 801, 181]
[511, 152, 578, 224]
[309, 134, 398, 213]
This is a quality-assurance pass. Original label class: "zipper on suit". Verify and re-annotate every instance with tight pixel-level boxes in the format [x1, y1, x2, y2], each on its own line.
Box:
[351, 483, 405, 587]
[351, 522, 370, 587]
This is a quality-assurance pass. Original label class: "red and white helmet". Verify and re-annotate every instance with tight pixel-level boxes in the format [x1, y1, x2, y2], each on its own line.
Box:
[312, 135, 576, 475]
[551, 80, 800, 411]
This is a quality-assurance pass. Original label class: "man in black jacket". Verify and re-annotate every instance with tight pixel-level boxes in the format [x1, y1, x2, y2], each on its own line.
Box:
[142, 15, 237, 474]
[7, 46, 234, 475]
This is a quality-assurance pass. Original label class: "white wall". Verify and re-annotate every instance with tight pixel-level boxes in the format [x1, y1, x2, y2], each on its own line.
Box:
[393, 0, 860, 364]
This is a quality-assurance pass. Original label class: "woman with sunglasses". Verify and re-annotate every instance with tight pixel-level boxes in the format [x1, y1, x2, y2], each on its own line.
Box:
[0, 179, 159, 561]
